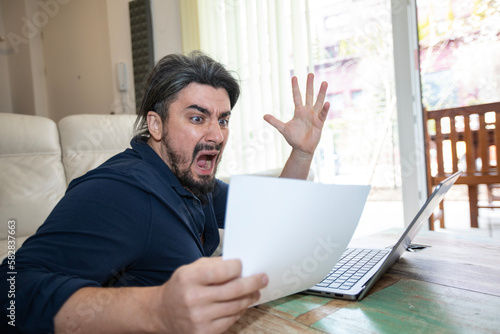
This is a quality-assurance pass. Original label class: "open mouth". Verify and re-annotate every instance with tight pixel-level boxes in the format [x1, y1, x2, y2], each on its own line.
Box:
[195, 152, 219, 172]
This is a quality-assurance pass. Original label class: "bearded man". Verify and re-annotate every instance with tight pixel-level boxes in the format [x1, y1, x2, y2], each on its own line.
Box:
[0, 51, 329, 334]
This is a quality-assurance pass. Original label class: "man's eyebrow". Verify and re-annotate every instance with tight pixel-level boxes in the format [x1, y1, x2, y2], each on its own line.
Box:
[187, 104, 210, 115]
[188, 105, 231, 118]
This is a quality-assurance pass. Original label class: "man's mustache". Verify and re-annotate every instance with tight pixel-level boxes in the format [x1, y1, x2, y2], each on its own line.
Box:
[192, 143, 222, 161]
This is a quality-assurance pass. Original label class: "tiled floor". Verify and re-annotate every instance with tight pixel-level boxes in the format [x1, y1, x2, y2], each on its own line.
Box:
[438, 200, 500, 239]
[353, 200, 404, 238]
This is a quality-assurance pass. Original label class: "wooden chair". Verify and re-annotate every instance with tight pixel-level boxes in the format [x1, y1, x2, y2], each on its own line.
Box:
[424, 102, 500, 230]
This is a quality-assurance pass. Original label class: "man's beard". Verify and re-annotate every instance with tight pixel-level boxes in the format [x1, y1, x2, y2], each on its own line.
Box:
[161, 135, 221, 199]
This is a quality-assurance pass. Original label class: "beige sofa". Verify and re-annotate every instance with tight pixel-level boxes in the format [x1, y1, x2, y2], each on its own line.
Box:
[0, 113, 136, 259]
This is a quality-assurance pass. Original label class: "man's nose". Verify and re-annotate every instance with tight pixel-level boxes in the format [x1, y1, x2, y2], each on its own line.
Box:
[206, 119, 224, 144]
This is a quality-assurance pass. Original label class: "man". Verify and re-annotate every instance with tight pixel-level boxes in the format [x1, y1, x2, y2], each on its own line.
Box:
[0, 52, 329, 333]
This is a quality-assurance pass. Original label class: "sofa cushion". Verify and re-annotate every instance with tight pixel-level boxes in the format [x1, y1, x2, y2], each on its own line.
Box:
[0, 113, 67, 250]
[58, 114, 136, 184]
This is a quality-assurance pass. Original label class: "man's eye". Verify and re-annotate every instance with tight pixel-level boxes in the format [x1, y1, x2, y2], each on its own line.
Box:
[191, 116, 203, 123]
[219, 119, 229, 126]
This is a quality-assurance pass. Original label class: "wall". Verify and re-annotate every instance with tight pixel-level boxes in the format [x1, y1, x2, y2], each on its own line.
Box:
[106, 0, 136, 115]
[25, 0, 49, 118]
[0, 0, 12, 114]
[0, 0, 50, 117]
[151, 0, 182, 62]
[1, 0, 36, 116]
[42, 0, 114, 121]
[105, 0, 183, 115]
[0, 0, 183, 121]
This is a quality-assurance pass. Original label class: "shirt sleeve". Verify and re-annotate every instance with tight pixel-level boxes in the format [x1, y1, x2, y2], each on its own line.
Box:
[213, 179, 229, 229]
[0, 178, 152, 334]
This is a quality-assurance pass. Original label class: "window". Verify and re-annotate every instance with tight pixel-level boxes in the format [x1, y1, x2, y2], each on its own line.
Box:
[417, 0, 500, 110]
[189, 0, 401, 188]
[184, 0, 405, 232]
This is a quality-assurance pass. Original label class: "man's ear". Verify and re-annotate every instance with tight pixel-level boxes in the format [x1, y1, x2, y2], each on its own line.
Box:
[146, 111, 163, 141]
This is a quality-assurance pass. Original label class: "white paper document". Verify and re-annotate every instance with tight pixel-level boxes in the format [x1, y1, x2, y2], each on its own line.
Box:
[222, 175, 370, 305]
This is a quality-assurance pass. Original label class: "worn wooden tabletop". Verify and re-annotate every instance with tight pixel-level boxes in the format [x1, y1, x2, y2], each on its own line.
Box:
[227, 229, 500, 333]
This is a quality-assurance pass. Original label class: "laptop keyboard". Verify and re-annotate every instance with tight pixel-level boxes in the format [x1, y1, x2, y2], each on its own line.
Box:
[315, 248, 389, 290]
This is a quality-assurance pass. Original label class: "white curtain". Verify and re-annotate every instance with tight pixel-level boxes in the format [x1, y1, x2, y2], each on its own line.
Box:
[182, 0, 315, 179]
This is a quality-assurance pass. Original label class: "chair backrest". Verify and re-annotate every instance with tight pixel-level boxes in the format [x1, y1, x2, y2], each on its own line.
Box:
[58, 114, 136, 184]
[424, 102, 500, 185]
[0, 113, 67, 238]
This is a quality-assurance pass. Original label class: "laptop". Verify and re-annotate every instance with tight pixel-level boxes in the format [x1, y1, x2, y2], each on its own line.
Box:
[304, 171, 461, 301]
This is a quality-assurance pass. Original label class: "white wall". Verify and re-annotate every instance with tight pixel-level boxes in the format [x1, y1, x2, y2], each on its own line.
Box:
[0, 0, 12, 114]
[104, 0, 183, 115]
[25, 0, 49, 118]
[105, 0, 183, 115]
[1, 0, 36, 116]
[0, 0, 50, 117]
[0, 0, 182, 121]
[42, 0, 115, 121]
[106, 0, 135, 115]
[151, 0, 182, 62]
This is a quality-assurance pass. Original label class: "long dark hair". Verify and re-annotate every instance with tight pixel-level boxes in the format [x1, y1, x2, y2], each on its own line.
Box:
[134, 51, 240, 141]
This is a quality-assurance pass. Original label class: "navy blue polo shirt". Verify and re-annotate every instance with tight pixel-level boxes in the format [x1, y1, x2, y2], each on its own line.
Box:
[0, 139, 228, 334]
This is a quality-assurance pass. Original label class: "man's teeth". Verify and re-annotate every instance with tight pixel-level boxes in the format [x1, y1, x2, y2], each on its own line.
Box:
[205, 159, 212, 170]
[197, 154, 215, 170]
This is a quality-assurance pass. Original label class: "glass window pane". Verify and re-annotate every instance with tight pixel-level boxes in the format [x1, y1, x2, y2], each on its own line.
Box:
[308, 0, 404, 233]
[309, 0, 400, 189]
[417, 0, 500, 110]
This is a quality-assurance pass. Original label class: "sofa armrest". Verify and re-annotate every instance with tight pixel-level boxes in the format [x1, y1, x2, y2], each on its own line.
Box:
[0, 113, 66, 252]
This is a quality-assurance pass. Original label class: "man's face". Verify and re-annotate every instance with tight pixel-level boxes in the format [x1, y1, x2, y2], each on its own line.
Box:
[159, 83, 231, 197]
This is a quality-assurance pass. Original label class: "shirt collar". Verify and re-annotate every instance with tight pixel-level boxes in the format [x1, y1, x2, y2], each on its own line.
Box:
[130, 138, 196, 199]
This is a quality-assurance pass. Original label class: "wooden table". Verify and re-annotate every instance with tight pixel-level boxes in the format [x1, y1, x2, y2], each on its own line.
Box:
[227, 229, 500, 333]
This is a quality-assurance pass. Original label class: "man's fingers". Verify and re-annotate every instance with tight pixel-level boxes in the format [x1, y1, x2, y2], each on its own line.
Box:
[199, 287, 263, 332]
[291, 76, 303, 107]
[212, 273, 268, 302]
[207, 290, 261, 320]
[192, 272, 267, 311]
[181, 258, 268, 300]
[205, 307, 250, 334]
[305, 73, 314, 107]
[206, 314, 242, 334]
[263, 114, 285, 134]
[197, 258, 242, 285]
[163, 259, 267, 334]
[319, 102, 330, 123]
[314, 81, 328, 112]
[293, 74, 327, 112]
[176, 258, 241, 287]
